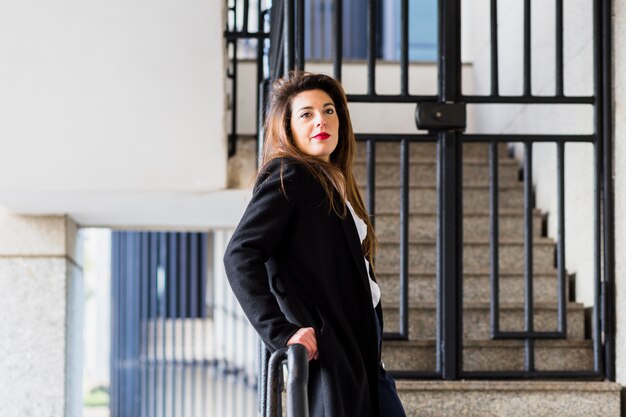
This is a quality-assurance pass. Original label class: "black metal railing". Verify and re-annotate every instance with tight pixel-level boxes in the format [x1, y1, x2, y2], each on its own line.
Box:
[110, 231, 258, 417]
[260, 344, 309, 417]
[224, 0, 615, 382]
[224, 0, 271, 157]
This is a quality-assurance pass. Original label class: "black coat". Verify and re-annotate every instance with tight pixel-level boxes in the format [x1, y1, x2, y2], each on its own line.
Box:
[223, 157, 384, 417]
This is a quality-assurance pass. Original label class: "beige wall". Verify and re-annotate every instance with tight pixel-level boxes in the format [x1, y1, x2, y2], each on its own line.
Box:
[0, 209, 83, 417]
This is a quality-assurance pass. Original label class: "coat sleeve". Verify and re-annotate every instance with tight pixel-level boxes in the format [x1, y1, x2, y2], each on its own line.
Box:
[223, 158, 302, 352]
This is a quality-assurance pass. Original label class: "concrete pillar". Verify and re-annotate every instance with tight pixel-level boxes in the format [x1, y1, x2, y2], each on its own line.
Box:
[614, 0, 626, 387]
[0, 208, 84, 417]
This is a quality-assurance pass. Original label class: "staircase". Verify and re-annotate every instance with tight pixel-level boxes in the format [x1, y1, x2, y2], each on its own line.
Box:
[354, 141, 621, 416]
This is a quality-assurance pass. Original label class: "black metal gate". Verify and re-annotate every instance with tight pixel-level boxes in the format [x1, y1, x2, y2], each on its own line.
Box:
[225, 0, 614, 381]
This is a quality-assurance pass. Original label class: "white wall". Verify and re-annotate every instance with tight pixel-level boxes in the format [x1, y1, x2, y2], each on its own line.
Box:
[0, 0, 228, 225]
[464, 0, 598, 306]
[613, 0, 626, 385]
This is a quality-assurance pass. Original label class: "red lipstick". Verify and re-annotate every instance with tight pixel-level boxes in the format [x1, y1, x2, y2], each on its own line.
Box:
[313, 132, 330, 140]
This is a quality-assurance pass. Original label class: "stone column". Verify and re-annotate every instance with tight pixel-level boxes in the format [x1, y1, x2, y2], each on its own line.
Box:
[0, 208, 84, 417]
[614, 0, 626, 389]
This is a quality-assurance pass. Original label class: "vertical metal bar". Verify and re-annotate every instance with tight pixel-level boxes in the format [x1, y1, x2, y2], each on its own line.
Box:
[333, 0, 343, 81]
[439, 131, 463, 379]
[556, 142, 566, 335]
[490, 0, 499, 96]
[201, 234, 209, 417]
[228, 40, 238, 158]
[180, 233, 188, 417]
[601, 0, 616, 381]
[133, 233, 141, 417]
[259, 342, 269, 416]
[285, 345, 310, 417]
[284, 0, 295, 75]
[190, 233, 199, 417]
[366, 139, 376, 227]
[320, 0, 327, 59]
[523, 0, 531, 96]
[439, 0, 463, 380]
[367, 0, 377, 95]
[159, 233, 167, 417]
[255, 1, 265, 149]
[400, 139, 410, 338]
[555, 0, 564, 96]
[592, 0, 604, 376]
[127, 234, 133, 417]
[593, 143, 602, 372]
[141, 233, 149, 417]
[243, 0, 250, 33]
[400, 0, 409, 95]
[490, 141, 501, 337]
[523, 143, 535, 372]
[110, 233, 118, 416]
[168, 234, 178, 417]
[150, 233, 158, 417]
[296, 0, 305, 70]
[123, 235, 131, 417]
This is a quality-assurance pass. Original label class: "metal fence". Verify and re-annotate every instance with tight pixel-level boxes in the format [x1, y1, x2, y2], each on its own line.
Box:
[110, 231, 258, 417]
[225, 0, 615, 382]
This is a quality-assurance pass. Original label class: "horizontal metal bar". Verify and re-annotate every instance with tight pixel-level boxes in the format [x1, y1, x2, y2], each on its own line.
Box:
[355, 134, 436, 142]
[223, 31, 271, 40]
[492, 331, 566, 340]
[347, 94, 439, 103]
[462, 95, 594, 104]
[461, 134, 596, 143]
[383, 332, 409, 341]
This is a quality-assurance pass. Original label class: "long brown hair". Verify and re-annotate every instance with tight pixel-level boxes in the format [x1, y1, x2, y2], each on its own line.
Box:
[258, 71, 378, 265]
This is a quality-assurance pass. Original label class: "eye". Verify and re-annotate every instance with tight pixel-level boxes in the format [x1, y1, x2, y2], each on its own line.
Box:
[324, 108, 335, 115]
[299, 111, 311, 118]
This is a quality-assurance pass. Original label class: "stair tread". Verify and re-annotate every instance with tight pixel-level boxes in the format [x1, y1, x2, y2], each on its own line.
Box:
[394, 380, 621, 392]
[354, 158, 518, 165]
[378, 238, 555, 245]
[383, 339, 592, 347]
[374, 208, 542, 215]
[382, 301, 583, 309]
[359, 183, 524, 188]
[375, 271, 560, 277]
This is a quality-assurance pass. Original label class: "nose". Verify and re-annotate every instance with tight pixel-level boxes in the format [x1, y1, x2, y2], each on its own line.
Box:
[315, 113, 327, 127]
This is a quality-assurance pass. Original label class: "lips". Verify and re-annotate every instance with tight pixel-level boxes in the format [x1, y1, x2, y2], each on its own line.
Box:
[313, 132, 330, 140]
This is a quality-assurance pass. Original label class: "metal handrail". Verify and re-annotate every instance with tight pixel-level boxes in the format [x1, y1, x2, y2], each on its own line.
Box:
[265, 344, 309, 417]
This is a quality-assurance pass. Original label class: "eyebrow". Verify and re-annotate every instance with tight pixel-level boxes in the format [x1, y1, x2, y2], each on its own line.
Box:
[295, 102, 335, 113]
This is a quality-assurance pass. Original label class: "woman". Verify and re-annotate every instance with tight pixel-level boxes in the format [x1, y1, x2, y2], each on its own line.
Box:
[223, 72, 406, 417]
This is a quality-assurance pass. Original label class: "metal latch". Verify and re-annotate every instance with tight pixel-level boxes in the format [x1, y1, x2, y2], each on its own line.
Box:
[415, 102, 466, 130]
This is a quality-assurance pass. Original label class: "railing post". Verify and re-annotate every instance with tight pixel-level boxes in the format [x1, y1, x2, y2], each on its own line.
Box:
[438, 0, 463, 380]
[266, 344, 309, 417]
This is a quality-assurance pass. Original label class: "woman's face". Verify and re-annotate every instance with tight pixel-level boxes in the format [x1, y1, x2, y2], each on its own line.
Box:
[289, 89, 339, 162]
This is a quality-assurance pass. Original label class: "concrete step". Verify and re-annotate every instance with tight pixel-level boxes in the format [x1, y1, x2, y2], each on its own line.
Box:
[382, 339, 593, 372]
[382, 302, 585, 340]
[354, 159, 520, 186]
[376, 239, 557, 273]
[356, 141, 510, 160]
[394, 381, 621, 417]
[376, 272, 568, 304]
[374, 209, 543, 241]
[362, 184, 525, 212]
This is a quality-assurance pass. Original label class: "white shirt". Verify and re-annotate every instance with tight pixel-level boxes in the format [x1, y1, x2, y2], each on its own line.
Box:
[346, 201, 381, 307]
